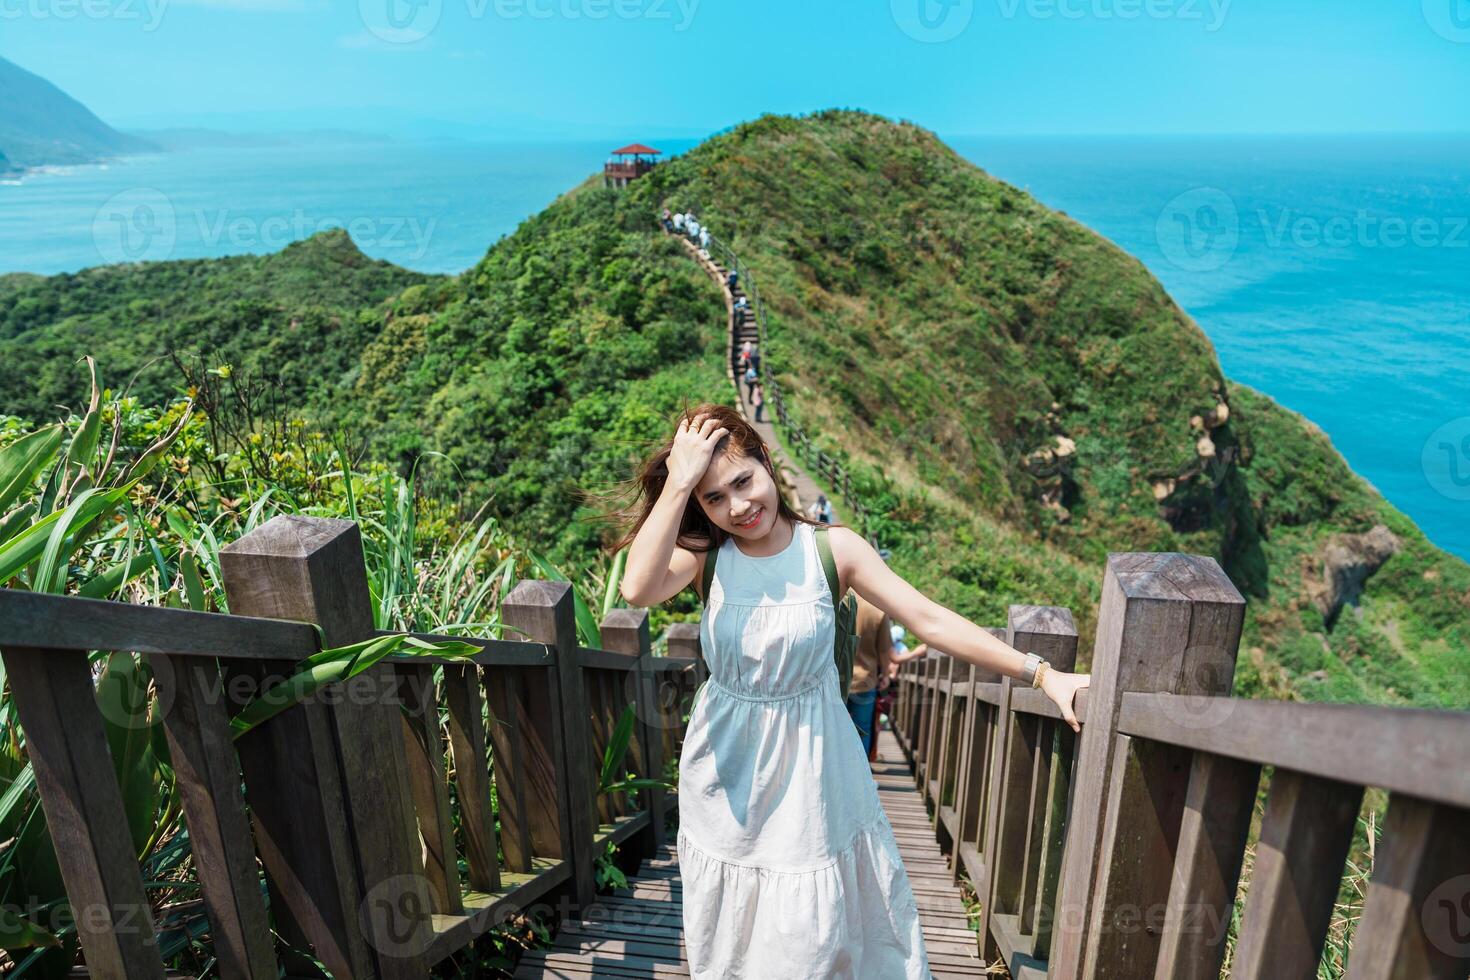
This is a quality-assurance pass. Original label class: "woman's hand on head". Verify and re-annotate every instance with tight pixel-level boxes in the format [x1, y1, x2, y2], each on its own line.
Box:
[1041, 669, 1090, 734]
[667, 414, 729, 493]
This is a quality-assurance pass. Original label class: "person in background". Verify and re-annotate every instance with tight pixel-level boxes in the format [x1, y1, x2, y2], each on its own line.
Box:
[743, 363, 758, 400]
[727, 269, 739, 293]
[847, 593, 893, 758]
[739, 339, 753, 372]
[872, 617, 929, 762]
[673, 211, 686, 233]
[662, 208, 674, 232]
[819, 495, 834, 524]
[752, 382, 765, 423]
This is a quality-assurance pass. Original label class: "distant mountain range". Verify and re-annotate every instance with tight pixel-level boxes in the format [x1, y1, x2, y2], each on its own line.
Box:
[0, 56, 153, 171]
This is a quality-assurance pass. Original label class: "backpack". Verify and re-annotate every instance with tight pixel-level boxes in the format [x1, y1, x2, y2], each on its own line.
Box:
[701, 524, 861, 699]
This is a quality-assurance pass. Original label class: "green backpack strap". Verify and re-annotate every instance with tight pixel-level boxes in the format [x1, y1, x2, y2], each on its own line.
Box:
[815, 526, 859, 699]
[700, 544, 717, 601]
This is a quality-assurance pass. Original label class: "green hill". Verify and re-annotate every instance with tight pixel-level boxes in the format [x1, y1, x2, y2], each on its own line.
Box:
[0, 56, 154, 170]
[3, 110, 1465, 708]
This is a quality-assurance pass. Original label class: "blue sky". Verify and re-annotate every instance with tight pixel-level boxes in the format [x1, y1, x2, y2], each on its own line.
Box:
[6, 0, 1468, 138]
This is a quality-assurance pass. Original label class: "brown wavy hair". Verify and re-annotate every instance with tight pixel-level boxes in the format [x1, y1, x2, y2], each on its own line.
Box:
[604, 402, 826, 555]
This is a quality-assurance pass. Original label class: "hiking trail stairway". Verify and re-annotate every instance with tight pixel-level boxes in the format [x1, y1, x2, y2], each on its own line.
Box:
[673, 234, 841, 525]
[513, 726, 983, 978]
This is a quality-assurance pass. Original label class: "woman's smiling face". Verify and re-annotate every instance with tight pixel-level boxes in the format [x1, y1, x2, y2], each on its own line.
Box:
[694, 447, 781, 540]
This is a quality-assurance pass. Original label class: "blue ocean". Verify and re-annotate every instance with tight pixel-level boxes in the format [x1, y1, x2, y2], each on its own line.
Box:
[2, 135, 1466, 562]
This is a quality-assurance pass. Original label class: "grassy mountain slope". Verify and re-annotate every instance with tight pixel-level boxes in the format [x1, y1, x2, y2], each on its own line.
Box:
[3, 110, 1464, 707]
[614, 111, 1468, 706]
[0, 230, 430, 419]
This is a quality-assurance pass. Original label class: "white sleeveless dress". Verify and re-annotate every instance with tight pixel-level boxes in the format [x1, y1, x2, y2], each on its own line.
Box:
[676, 521, 931, 978]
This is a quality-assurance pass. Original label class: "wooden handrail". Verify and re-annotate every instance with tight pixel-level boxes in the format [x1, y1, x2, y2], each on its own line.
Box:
[0, 514, 706, 979]
[894, 550, 1470, 978]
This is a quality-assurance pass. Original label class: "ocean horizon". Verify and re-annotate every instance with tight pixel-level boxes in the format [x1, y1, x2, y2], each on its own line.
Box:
[3, 133, 1466, 564]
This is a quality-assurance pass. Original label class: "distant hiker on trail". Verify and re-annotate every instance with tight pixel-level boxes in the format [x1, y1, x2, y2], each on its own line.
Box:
[847, 593, 892, 757]
[739, 340, 753, 371]
[673, 212, 686, 232]
[743, 363, 758, 400]
[688, 218, 702, 243]
[662, 208, 673, 231]
[700, 228, 711, 250]
[752, 382, 765, 423]
[807, 493, 833, 525]
[727, 269, 739, 292]
[734, 294, 749, 316]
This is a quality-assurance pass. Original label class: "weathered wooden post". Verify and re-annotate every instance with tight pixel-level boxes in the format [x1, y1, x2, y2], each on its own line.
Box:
[501, 581, 598, 914]
[601, 608, 666, 857]
[2, 647, 168, 979]
[1049, 553, 1245, 979]
[948, 628, 1004, 889]
[978, 607, 1077, 968]
[221, 515, 433, 978]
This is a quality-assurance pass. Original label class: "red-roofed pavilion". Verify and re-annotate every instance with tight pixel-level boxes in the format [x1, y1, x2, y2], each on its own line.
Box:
[604, 143, 662, 188]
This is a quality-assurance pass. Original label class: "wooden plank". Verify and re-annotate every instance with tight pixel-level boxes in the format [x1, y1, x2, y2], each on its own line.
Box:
[1018, 716, 1053, 935]
[450, 664, 504, 886]
[2, 647, 167, 980]
[1345, 796, 1470, 979]
[398, 662, 463, 915]
[1082, 733, 1193, 977]
[1118, 693, 1470, 810]
[602, 609, 665, 857]
[1031, 721, 1075, 960]
[150, 654, 277, 980]
[222, 514, 432, 978]
[1153, 751, 1258, 980]
[380, 630, 552, 667]
[1049, 553, 1244, 980]
[503, 581, 598, 913]
[0, 588, 313, 659]
[1232, 770, 1363, 978]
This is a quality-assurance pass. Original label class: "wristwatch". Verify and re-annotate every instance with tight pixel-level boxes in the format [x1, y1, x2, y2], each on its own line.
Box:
[1019, 653, 1044, 688]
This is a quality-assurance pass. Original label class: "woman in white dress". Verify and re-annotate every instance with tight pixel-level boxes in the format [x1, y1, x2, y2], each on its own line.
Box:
[615, 405, 1090, 978]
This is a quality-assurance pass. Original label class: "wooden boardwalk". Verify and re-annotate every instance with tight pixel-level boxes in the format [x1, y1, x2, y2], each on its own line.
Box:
[514, 726, 982, 978]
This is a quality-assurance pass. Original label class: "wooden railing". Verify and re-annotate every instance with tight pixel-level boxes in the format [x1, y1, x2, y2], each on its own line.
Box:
[895, 550, 1470, 979]
[0, 515, 707, 979]
[685, 225, 876, 539]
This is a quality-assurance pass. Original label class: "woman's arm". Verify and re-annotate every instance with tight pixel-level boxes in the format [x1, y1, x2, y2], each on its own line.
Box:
[829, 526, 1089, 732]
[619, 416, 726, 607]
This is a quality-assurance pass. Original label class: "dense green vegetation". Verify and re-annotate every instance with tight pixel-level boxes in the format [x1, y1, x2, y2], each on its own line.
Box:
[3, 110, 1465, 711]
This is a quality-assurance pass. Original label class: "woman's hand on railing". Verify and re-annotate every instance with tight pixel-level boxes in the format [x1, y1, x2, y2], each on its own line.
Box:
[1041, 669, 1090, 734]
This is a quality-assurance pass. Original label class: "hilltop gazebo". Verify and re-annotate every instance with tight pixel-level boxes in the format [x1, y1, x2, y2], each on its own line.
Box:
[604, 143, 661, 188]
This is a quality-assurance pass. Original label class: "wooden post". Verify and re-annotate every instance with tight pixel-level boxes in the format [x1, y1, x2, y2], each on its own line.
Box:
[1049, 553, 1245, 980]
[502, 580, 598, 914]
[150, 655, 278, 979]
[978, 607, 1077, 968]
[2, 648, 167, 979]
[601, 608, 666, 857]
[221, 515, 433, 978]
